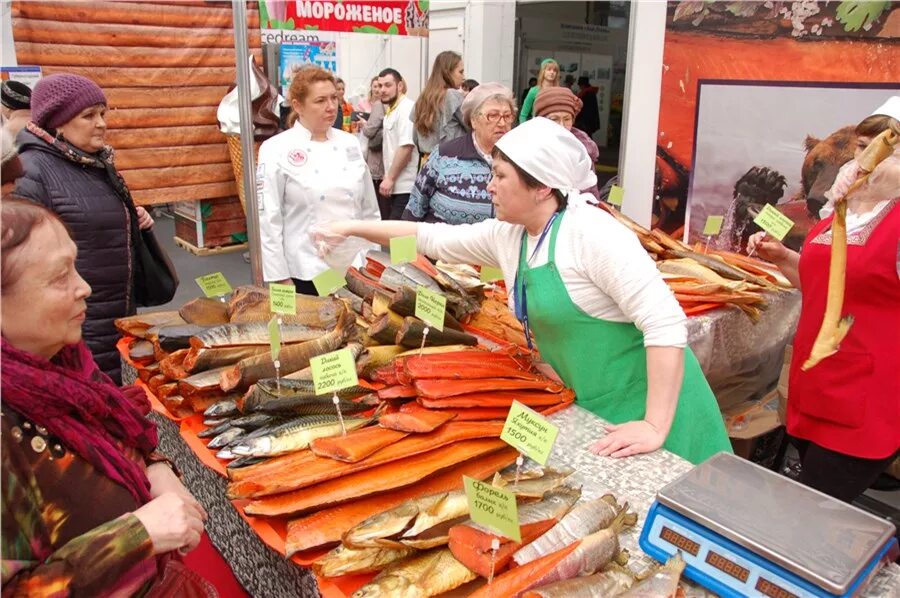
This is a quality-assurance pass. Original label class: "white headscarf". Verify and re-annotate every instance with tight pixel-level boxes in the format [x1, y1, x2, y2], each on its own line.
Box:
[494, 117, 598, 209]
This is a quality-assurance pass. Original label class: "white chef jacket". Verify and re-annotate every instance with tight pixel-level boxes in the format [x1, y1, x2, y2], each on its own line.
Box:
[256, 122, 381, 282]
[382, 96, 419, 195]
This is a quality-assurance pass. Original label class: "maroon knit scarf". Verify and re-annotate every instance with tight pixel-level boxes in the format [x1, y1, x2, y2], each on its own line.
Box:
[1, 338, 157, 504]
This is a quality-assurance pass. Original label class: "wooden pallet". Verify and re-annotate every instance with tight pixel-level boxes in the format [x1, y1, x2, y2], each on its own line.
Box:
[173, 236, 247, 257]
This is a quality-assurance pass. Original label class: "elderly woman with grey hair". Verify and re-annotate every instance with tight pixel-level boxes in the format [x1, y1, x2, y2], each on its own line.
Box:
[402, 83, 515, 224]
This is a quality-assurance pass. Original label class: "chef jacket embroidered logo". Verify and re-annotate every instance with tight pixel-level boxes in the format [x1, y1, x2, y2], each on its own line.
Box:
[287, 149, 308, 167]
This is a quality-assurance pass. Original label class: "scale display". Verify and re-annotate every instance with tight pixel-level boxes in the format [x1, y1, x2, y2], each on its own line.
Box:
[640, 453, 898, 598]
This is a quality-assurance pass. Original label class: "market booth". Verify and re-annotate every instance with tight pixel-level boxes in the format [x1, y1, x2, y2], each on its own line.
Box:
[116, 213, 900, 597]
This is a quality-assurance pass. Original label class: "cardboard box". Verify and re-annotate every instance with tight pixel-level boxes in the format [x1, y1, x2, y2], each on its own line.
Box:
[173, 197, 246, 249]
[725, 396, 785, 470]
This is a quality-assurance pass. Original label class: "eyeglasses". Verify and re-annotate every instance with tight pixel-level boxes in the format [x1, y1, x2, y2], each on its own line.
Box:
[480, 111, 515, 124]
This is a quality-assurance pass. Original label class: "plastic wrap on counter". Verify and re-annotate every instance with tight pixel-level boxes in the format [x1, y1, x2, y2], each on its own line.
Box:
[687, 290, 801, 410]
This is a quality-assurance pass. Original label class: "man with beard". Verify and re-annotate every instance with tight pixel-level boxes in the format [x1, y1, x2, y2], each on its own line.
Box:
[377, 68, 419, 219]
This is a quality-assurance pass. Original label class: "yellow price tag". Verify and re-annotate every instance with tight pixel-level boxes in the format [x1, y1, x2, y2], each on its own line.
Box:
[608, 184, 624, 207]
[269, 283, 297, 315]
[310, 348, 359, 395]
[464, 476, 520, 543]
[195, 273, 232, 298]
[703, 215, 724, 236]
[753, 204, 794, 241]
[312, 268, 347, 296]
[390, 235, 417, 265]
[500, 401, 559, 466]
[415, 286, 447, 332]
[480, 266, 504, 283]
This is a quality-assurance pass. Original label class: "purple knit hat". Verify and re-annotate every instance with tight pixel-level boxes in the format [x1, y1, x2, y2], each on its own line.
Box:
[31, 74, 107, 130]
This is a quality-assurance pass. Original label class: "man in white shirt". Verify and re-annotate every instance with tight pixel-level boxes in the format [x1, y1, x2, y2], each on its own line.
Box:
[377, 68, 419, 219]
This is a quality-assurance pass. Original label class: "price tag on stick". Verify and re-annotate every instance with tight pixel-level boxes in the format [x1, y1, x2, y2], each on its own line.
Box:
[415, 286, 446, 332]
[464, 476, 521, 543]
[195, 272, 232, 298]
[312, 268, 347, 296]
[500, 401, 559, 466]
[269, 283, 297, 315]
[390, 235, 417, 265]
[753, 204, 795, 241]
[480, 266, 504, 283]
[608, 184, 624, 207]
[703, 215, 724, 236]
[310, 348, 359, 396]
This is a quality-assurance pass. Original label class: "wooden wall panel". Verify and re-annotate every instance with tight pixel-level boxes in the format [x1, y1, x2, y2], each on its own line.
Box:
[105, 126, 226, 149]
[13, 19, 262, 49]
[104, 86, 229, 109]
[12, 2, 260, 30]
[115, 145, 230, 170]
[12, 1, 261, 207]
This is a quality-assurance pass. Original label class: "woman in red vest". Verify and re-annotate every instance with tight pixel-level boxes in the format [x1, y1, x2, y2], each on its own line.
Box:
[749, 96, 900, 502]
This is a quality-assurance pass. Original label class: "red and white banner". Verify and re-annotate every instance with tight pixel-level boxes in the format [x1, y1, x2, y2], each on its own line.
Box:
[260, 0, 428, 38]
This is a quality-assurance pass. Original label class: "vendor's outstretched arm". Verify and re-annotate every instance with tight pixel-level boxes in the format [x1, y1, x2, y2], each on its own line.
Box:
[590, 346, 681, 459]
[335, 220, 421, 247]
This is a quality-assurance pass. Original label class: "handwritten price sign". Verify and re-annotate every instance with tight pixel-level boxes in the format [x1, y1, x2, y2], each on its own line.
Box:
[414, 286, 446, 332]
[269, 283, 297, 315]
[312, 268, 347, 296]
[390, 235, 417, 265]
[464, 476, 520, 543]
[310, 348, 359, 395]
[195, 273, 232, 298]
[500, 401, 559, 466]
[754, 204, 795, 241]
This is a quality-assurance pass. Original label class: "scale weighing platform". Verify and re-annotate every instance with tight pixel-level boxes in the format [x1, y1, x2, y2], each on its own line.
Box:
[640, 452, 898, 598]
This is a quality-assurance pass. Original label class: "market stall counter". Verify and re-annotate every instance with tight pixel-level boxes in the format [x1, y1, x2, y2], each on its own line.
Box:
[124, 357, 900, 598]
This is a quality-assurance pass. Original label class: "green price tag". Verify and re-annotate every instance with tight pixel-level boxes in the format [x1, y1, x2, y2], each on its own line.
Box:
[500, 401, 559, 466]
[608, 184, 624, 207]
[268, 315, 281, 362]
[269, 283, 297, 315]
[703, 215, 724, 236]
[753, 204, 795, 241]
[480, 266, 504, 283]
[195, 272, 232, 298]
[415, 286, 446, 332]
[390, 235, 417, 265]
[312, 268, 347, 296]
[464, 476, 520, 543]
[310, 348, 359, 395]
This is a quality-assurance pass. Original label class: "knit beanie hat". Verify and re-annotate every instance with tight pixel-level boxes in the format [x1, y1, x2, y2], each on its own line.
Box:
[1, 80, 32, 111]
[534, 87, 583, 119]
[30, 74, 107, 130]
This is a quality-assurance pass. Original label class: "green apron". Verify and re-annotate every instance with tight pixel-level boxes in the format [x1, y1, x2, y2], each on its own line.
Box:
[517, 211, 732, 465]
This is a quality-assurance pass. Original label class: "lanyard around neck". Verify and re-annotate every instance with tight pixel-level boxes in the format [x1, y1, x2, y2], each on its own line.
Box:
[514, 212, 560, 349]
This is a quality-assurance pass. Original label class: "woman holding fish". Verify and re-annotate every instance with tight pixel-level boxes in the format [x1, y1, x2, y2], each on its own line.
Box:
[314, 118, 731, 464]
[257, 65, 381, 295]
[748, 96, 900, 502]
[0, 199, 227, 595]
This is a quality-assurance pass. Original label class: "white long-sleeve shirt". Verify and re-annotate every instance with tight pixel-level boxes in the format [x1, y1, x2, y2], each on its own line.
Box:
[417, 206, 688, 347]
[257, 122, 381, 281]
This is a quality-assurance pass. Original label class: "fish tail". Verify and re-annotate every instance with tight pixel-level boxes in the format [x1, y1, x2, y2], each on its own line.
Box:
[609, 507, 631, 534]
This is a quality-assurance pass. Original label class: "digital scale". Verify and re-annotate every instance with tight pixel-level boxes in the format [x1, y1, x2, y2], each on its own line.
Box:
[640, 453, 898, 598]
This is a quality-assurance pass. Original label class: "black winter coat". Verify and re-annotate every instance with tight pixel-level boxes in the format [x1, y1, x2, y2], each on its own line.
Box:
[14, 129, 135, 383]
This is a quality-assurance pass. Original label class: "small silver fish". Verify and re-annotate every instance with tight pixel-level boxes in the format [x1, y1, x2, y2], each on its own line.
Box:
[203, 398, 239, 418]
[207, 427, 246, 449]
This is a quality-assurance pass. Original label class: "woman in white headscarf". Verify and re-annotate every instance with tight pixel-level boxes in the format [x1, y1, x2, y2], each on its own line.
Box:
[312, 118, 731, 464]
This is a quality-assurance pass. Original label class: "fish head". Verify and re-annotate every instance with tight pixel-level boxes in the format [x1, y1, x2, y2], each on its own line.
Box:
[231, 437, 271, 457]
[352, 576, 422, 598]
[346, 502, 420, 546]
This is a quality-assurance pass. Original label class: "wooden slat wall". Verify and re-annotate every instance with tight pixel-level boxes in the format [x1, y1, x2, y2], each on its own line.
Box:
[12, 1, 261, 206]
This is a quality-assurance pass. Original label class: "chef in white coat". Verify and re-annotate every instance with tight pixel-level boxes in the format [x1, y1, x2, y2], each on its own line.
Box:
[257, 65, 380, 294]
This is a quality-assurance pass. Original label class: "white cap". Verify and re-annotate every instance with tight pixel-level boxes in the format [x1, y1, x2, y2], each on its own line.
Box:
[871, 96, 900, 121]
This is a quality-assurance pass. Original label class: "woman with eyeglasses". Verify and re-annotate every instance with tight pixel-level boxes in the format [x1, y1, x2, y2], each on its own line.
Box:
[314, 118, 731, 465]
[402, 83, 515, 224]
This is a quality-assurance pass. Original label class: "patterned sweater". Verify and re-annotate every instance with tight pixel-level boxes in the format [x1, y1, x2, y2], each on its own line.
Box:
[1, 409, 157, 597]
[402, 134, 494, 225]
